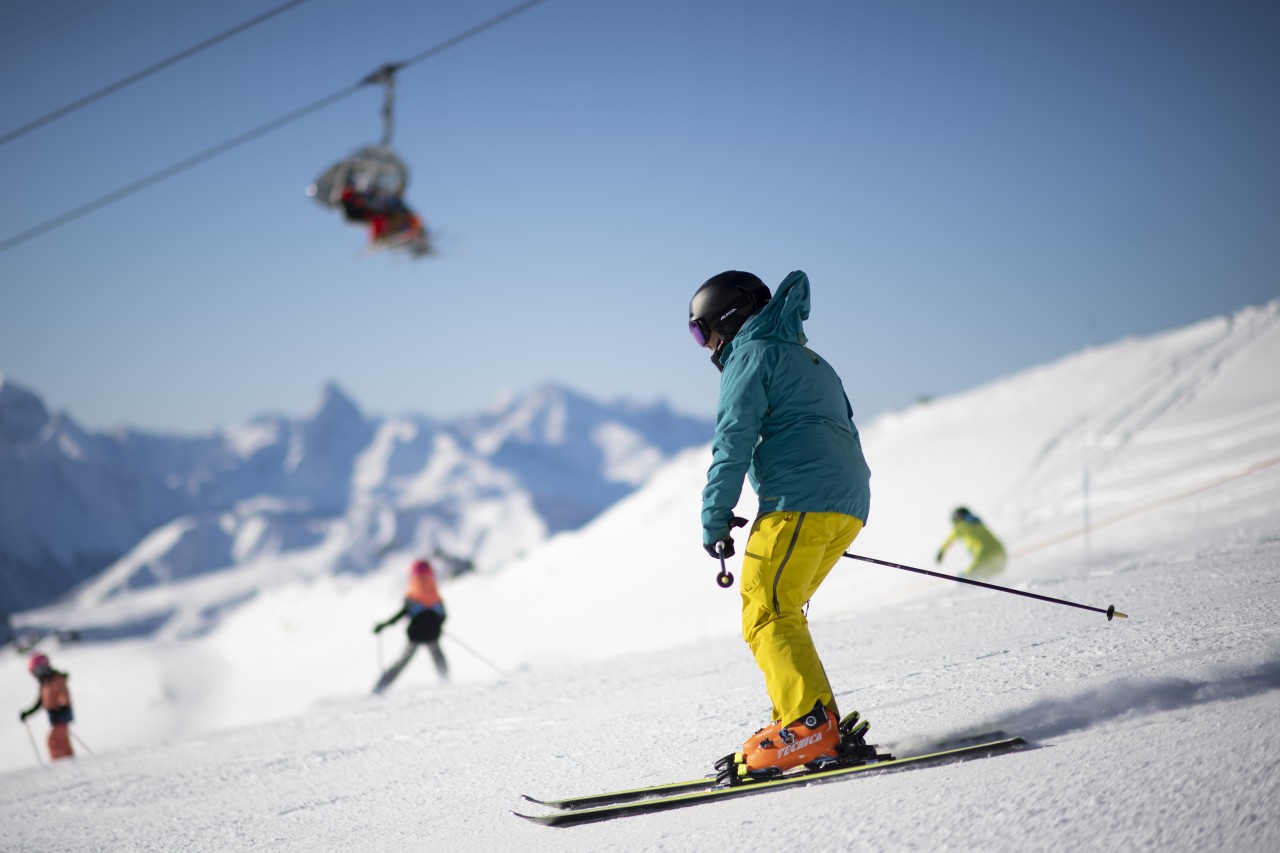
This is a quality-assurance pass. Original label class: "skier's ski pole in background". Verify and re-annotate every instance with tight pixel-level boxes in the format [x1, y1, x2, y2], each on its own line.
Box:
[843, 553, 1128, 621]
[71, 729, 96, 756]
[376, 631, 384, 674]
[442, 631, 508, 677]
[22, 719, 45, 768]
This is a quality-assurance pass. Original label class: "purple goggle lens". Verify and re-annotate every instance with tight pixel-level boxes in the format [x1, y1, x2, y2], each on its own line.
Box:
[689, 319, 709, 347]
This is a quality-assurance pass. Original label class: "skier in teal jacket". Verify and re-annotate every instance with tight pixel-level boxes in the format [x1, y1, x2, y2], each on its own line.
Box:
[700, 269, 871, 546]
[689, 269, 873, 777]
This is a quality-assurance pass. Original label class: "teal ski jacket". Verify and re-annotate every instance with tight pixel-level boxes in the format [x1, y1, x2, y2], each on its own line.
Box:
[701, 270, 872, 547]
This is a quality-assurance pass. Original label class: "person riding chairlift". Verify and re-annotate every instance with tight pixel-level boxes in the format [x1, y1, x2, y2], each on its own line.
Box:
[338, 177, 429, 255]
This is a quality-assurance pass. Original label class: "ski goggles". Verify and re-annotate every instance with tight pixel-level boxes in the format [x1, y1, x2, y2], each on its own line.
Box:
[688, 318, 711, 347]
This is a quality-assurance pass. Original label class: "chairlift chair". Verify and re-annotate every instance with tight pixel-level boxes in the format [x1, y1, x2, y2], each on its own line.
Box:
[306, 145, 410, 209]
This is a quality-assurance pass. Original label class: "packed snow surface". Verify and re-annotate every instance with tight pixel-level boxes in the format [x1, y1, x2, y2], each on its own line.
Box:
[1, 302, 1278, 851]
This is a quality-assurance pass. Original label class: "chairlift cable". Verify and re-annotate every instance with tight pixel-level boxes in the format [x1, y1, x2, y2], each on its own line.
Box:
[0, 0, 317, 148]
[353, 0, 553, 146]
[0, 0, 550, 256]
[0, 87, 359, 255]
[395, 0, 548, 69]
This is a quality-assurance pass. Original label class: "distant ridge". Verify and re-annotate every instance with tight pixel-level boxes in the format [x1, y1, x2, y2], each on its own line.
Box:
[0, 379, 711, 613]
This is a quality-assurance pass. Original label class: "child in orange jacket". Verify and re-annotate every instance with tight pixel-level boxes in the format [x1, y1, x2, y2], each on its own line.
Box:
[372, 559, 450, 693]
[19, 653, 75, 760]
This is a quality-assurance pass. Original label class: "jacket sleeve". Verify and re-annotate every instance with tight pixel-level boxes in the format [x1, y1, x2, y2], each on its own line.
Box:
[701, 347, 770, 545]
[381, 604, 409, 627]
[937, 526, 959, 558]
[21, 693, 42, 718]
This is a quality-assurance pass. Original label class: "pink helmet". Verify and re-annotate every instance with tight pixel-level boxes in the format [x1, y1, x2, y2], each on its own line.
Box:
[410, 559, 434, 576]
[28, 653, 51, 675]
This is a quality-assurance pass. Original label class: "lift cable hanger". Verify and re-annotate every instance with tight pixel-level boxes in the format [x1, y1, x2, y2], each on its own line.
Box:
[0, 0, 549, 256]
[359, 63, 404, 147]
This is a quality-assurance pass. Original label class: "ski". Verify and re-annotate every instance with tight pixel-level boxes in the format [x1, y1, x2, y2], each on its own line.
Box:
[521, 776, 718, 810]
[514, 734, 1028, 827]
[523, 729, 1007, 811]
[521, 747, 894, 811]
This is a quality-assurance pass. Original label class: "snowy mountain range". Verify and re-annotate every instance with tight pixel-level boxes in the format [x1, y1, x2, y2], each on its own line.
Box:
[0, 379, 712, 614]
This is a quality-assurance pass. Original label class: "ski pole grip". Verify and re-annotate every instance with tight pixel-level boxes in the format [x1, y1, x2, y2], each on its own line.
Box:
[715, 546, 734, 588]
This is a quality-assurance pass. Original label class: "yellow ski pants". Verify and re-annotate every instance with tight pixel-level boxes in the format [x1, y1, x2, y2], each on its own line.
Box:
[740, 511, 864, 725]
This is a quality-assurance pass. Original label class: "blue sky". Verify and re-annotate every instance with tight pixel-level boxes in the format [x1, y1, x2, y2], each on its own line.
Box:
[1, 0, 1277, 434]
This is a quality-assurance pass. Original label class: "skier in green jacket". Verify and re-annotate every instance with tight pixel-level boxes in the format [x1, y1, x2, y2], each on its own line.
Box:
[937, 506, 1007, 579]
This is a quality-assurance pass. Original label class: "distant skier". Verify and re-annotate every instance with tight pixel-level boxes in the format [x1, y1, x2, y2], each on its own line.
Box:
[18, 653, 75, 761]
[937, 506, 1007, 580]
[689, 269, 873, 778]
[372, 559, 450, 693]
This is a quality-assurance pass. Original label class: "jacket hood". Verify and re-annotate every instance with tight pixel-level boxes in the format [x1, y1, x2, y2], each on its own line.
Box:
[724, 270, 810, 358]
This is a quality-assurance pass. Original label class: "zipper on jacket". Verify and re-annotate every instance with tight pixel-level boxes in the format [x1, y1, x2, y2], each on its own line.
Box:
[771, 512, 807, 614]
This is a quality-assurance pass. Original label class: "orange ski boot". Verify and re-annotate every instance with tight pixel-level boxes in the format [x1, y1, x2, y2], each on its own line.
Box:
[740, 702, 842, 775]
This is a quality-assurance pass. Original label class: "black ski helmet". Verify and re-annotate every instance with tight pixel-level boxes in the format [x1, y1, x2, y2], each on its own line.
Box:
[688, 271, 772, 348]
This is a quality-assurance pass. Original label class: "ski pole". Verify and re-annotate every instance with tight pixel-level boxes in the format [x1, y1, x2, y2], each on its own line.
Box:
[70, 729, 96, 756]
[22, 719, 45, 768]
[712, 517, 749, 588]
[442, 631, 508, 677]
[843, 553, 1128, 621]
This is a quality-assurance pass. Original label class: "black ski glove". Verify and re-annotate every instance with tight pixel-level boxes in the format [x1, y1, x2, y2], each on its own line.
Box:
[373, 622, 386, 635]
[704, 516, 749, 559]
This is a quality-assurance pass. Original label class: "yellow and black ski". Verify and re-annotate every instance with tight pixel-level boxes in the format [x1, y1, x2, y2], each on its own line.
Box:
[515, 734, 1028, 827]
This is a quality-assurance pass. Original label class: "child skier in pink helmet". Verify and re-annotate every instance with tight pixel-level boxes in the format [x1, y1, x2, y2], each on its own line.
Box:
[372, 559, 450, 693]
[19, 653, 75, 761]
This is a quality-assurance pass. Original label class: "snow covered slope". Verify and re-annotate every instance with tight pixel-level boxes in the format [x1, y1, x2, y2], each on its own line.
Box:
[0, 301, 1277, 851]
